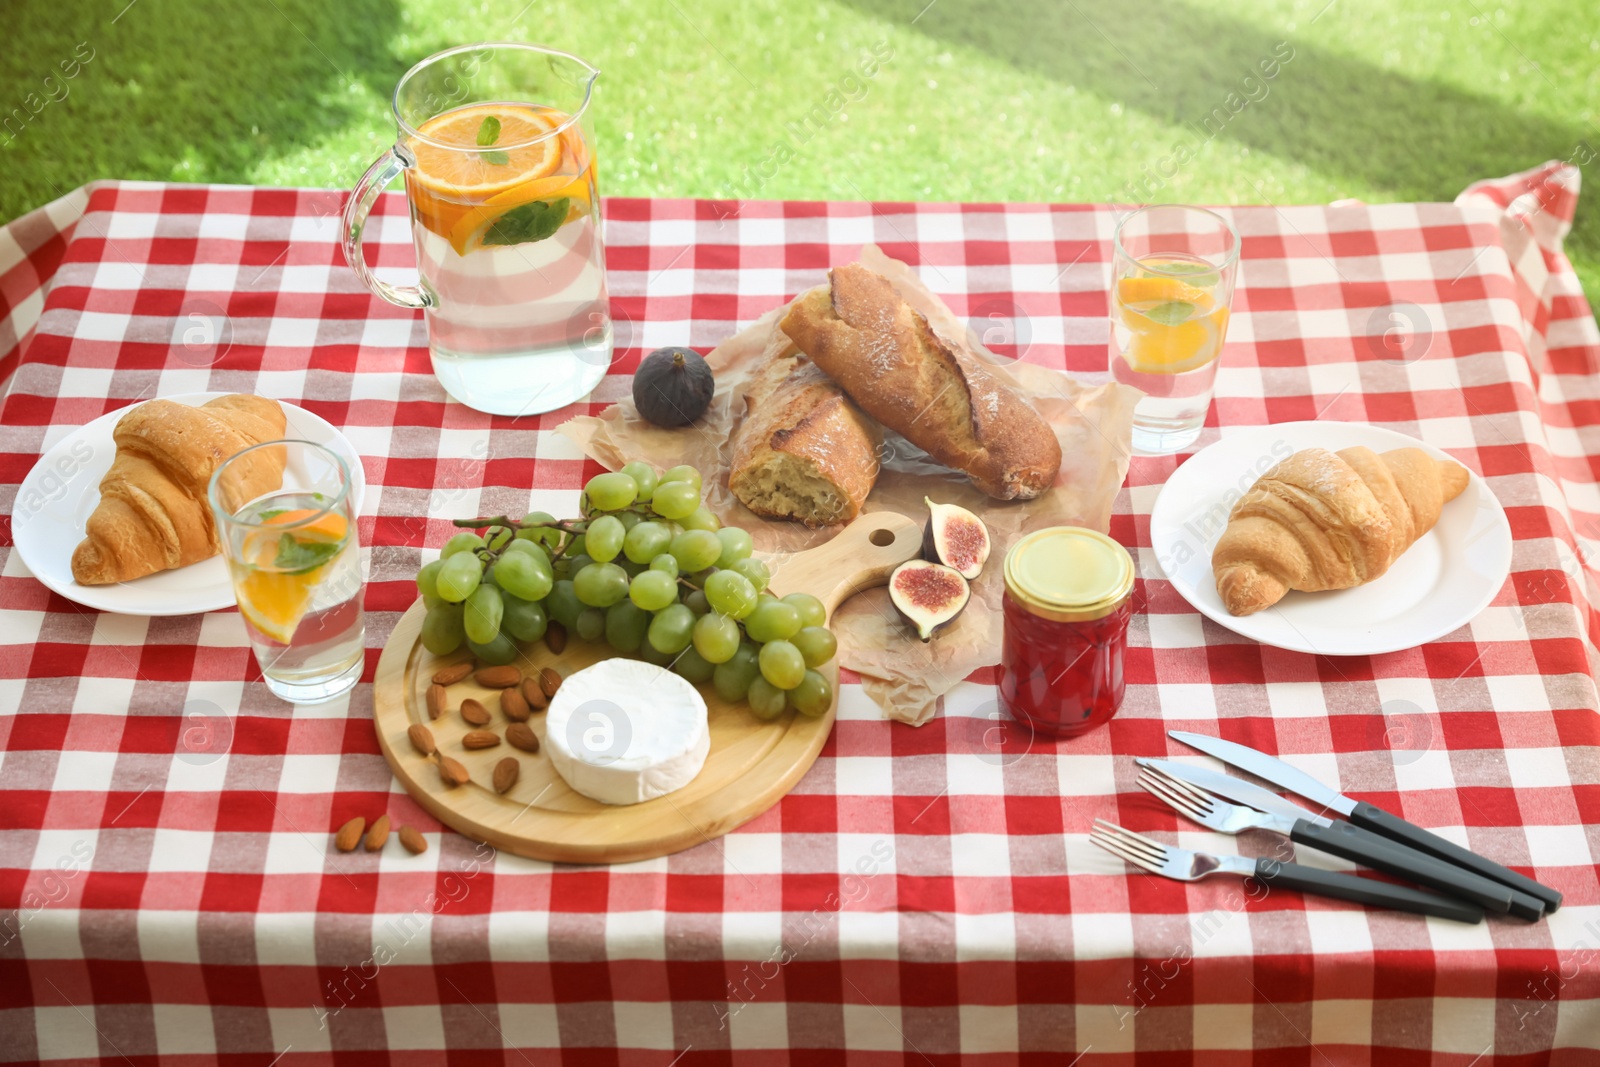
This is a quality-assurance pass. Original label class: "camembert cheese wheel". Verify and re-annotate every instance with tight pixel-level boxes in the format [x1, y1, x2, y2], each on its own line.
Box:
[543, 659, 710, 805]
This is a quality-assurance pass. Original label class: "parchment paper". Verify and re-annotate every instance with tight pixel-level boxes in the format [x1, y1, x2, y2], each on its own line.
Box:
[559, 244, 1140, 724]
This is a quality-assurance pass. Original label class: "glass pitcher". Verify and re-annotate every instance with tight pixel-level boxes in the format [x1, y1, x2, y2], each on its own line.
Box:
[342, 43, 611, 416]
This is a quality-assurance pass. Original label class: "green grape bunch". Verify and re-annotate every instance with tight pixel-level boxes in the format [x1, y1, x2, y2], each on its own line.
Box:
[412, 462, 839, 720]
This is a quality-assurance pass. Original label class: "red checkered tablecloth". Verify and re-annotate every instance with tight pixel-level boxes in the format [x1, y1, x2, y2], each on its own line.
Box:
[2, 163, 1598, 1063]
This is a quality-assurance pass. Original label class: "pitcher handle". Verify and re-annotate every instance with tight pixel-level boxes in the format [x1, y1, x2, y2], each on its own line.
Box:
[341, 146, 433, 310]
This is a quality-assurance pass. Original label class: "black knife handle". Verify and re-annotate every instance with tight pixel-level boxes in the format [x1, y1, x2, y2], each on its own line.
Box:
[1251, 857, 1484, 923]
[1347, 801, 1562, 913]
[1291, 820, 1543, 920]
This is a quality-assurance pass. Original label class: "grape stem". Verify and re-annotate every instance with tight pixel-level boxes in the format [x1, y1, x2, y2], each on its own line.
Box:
[453, 514, 587, 566]
[453, 514, 585, 534]
[455, 508, 724, 582]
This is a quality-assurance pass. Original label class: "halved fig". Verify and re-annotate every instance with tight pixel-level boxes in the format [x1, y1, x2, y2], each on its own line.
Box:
[922, 497, 991, 580]
[888, 559, 971, 641]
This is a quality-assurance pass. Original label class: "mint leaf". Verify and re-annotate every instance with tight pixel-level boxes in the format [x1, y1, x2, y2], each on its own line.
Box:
[256, 508, 289, 521]
[1141, 300, 1195, 326]
[1145, 261, 1220, 287]
[483, 198, 570, 246]
[273, 533, 341, 574]
[476, 116, 509, 164]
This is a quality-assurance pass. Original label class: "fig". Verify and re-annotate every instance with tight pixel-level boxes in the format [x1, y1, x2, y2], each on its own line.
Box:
[633, 346, 714, 427]
[922, 497, 991, 580]
[888, 559, 971, 641]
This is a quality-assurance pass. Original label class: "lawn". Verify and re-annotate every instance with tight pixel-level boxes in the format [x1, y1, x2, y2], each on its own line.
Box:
[4, 0, 1596, 300]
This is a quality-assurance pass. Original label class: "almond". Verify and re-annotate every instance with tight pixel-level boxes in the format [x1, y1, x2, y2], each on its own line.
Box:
[501, 686, 530, 722]
[546, 620, 567, 654]
[432, 661, 473, 686]
[539, 667, 562, 699]
[460, 698, 490, 727]
[408, 723, 437, 757]
[506, 722, 540, 753]
[426, 683, 446, 720]
[475, 665, 522, 689]
[493, 757, 520, 794]
[462, 730, 501, 750]
[333, 817, 365, 852]
[365, 814, 391, 851]
[398, 826, 428, 854]
[520, 677, 547, 710]
[439, 756, 471, 787]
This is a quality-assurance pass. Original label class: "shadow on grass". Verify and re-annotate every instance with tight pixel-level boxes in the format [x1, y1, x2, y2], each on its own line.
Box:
[847, 0, 1595, 281]
[0, 0, 411, 214]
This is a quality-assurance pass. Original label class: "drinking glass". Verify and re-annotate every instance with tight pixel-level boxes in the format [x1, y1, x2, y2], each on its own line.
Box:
[209, 441, 365, 704]
[342, 43, 610, 417]
[1110, 205, 1240, 454]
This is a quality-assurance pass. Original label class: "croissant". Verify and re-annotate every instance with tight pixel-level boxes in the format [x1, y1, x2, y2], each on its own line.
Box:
[1211, 445, 1469, 616]
[72, 395, 287, 585]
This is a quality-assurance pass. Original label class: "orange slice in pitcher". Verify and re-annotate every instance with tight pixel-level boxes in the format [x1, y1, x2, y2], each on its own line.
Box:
[408, 104, 583, 245]
[411, 104, 564, 198]
[445, 171, 592, 255]
[236, 510, 350, 644]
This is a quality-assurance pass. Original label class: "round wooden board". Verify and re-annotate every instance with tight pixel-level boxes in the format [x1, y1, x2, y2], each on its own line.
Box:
[373, 511, 922, 864]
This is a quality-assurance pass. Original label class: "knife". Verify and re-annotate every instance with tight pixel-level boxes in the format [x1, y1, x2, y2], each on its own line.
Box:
[1140, 759, 1544, 921]
[1170, 730, 1563, 913]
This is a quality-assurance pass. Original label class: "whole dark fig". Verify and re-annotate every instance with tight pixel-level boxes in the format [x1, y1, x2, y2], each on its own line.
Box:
[888, 559, 971, 641]
[633, 347, 714, 427]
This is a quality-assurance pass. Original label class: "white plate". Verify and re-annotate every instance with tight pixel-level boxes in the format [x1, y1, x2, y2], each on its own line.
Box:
[1149, 421, 1512, 656]
[12, 393, 365, 617]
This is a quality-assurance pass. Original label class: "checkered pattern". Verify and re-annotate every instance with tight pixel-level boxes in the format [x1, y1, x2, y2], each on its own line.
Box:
[2, 163, 1598, 1063]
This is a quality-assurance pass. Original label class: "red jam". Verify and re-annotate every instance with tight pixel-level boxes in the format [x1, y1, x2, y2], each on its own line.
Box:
[1000, 591, 1131, 736]
[997, 527, 1134, 739]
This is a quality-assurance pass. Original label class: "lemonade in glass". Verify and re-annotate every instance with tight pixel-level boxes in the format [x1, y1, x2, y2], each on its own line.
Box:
[1110, 206, 1239, 454]
[210, 442, 365, 704]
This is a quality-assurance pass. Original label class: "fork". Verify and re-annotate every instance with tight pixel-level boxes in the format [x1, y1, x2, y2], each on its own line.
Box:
[1136, 761, 1543, 921]
[1090, 819, 1484, 923]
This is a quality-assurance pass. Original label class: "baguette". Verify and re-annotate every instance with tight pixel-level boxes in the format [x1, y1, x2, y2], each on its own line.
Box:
[729, 348, 883, 526]
[779, 264, 1060, 500]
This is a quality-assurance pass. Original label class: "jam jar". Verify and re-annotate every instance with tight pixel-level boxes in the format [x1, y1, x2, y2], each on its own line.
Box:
[998, 526, 1135, 738]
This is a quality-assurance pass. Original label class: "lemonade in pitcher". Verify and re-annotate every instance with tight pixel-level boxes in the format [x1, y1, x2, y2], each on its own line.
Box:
[406, 102, 608, 409]
[343, 45, 611, 417]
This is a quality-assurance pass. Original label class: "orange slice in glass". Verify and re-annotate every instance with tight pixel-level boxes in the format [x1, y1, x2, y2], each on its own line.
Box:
[237, 510, 349, 644]
[1116, 276, 1212, 308]
[1121, 307, 1228, 374]
[1115, 275, 1227, 374]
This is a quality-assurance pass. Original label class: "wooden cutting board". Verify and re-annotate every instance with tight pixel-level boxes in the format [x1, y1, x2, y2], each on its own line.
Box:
[372, 511, 922, 864]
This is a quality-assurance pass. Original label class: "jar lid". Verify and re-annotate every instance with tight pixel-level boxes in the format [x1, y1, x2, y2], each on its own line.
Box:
[1004, 526, 1135, 623]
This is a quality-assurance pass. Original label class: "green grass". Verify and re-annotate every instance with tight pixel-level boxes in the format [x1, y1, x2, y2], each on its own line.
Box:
[4, 0, 1597, 301]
